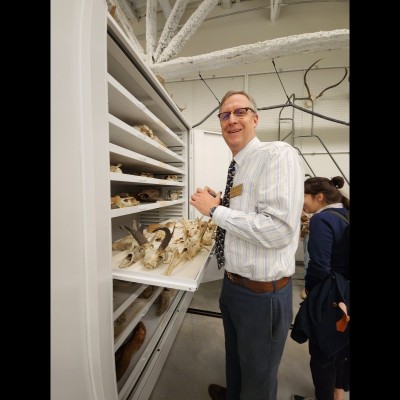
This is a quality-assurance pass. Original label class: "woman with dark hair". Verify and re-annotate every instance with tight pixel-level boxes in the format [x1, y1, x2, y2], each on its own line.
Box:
[292, 176, 350, 400]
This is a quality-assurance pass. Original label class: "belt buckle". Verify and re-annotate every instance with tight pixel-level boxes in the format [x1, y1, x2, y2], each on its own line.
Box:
[226, 271, 234, 283]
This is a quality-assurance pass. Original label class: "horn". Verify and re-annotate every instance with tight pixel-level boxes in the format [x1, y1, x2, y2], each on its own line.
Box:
[120, 225, 148, 246]
[315, 67, 348, 100]
[303, 58, 322, 101]
[153, 227, 174, 251]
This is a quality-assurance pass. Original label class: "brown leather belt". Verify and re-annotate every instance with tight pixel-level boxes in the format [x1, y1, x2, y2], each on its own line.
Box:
[225, 271, 291, 293]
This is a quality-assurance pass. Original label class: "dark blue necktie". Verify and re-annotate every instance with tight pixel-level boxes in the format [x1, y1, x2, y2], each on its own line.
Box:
[214, 159, 236, 269]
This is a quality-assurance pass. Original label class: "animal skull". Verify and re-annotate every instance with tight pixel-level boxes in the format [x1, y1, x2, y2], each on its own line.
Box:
[137, 189, 161, 201]
[110, 164, 123, 173]
[133, 124, 167, 147]
[111, 195, 140, 208]
[164, 175, 178, 181]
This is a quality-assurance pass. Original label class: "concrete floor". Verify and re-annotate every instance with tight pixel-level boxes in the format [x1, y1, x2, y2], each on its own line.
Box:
[148, 266, 350, 400]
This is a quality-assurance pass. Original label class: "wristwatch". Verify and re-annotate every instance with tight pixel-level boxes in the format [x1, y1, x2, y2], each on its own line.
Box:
[209, 206, 217, 218]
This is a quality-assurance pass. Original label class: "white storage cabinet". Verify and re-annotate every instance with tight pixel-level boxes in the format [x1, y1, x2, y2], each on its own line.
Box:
[51, 2, 213, 400]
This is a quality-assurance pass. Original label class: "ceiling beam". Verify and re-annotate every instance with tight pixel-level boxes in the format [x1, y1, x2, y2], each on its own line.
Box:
[156, 0, 220, 63]
[146, 0, 158, 60]
[158, 0, 172, 19]
[110, 0, 147, 61]
[154, 0, 190, 62]
[150, 29, 349, 79]
[112, 0, 140, 23]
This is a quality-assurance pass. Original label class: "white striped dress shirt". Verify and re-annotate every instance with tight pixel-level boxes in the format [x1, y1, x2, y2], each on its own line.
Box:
[212, 137, 304, 281]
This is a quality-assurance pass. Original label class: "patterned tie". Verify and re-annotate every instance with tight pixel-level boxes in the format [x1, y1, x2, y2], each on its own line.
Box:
[214, 159, 236, 269]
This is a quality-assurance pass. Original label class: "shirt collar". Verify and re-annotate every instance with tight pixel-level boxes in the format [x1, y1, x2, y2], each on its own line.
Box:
[316, 203, 344, 213]
[232, 137, 261, 166]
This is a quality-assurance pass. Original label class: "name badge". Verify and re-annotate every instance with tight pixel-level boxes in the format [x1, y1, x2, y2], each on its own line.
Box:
[230, 183, 243, 198]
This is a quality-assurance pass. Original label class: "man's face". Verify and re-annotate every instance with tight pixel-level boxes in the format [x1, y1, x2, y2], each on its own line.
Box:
[219, 94, 258, 156]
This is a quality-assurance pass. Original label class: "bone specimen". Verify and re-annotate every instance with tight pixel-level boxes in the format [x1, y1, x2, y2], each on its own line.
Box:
[114, 312, 127, 338]
[201, 218, 218, 246]
[147, 223, 165, 233]
[139, 172, 155, 178]
[111, 194, 140, 209]
[142, 227, 174, 269]
[164, 175, 178, 181]
[112, 222, 144, 251]
[303, 58, 348, 108]
[110, 164, 123, 173]
[166, 219, 210, 276]
[145, 222, 175, 241]
[137, 188, 181, 202]
[117, 225, 173, 269]
[115, 321, 146, 381]
[112, 235, 134, 251]
[156, 291, 169, 316]
[137, 188, 162, 201]
[133, 124, 167, 147]
[155, 288, 176, 316]
[153, 229, 166, 242]
[112, 219, 214, 274]
[163, 189, 181, 200]
[115, 225, 147, 268]
[138, 285, 158, 299]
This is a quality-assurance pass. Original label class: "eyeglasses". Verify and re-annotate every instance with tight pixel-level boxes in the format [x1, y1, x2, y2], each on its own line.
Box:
[217, 107, 255, 122]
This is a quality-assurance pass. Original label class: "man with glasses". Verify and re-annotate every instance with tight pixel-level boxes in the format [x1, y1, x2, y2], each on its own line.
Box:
[190, 90, 304, 400]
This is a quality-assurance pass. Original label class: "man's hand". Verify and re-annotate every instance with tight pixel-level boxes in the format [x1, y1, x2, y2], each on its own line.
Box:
[189, 187, 222, 216]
